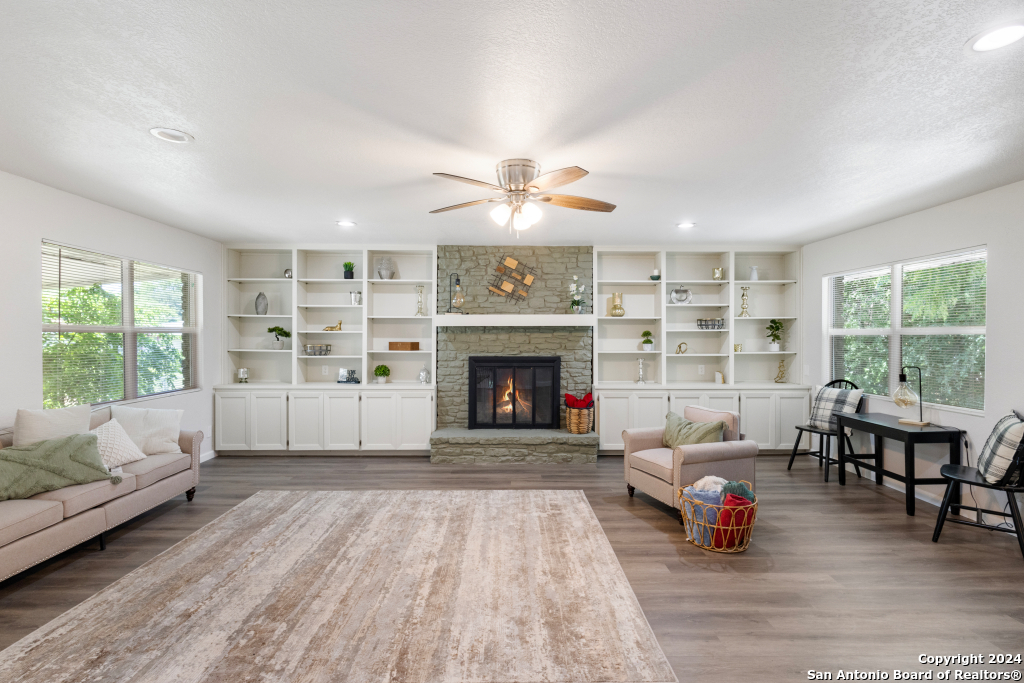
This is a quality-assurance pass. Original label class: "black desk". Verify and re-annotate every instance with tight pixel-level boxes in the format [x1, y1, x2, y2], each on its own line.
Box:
[835, 413, 962, 516]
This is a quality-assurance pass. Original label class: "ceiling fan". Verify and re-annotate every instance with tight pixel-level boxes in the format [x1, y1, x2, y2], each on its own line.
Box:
[429, 159, 616, 234]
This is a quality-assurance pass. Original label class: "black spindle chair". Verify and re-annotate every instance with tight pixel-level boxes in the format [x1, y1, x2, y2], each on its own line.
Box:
[787, 379, 864, 482]
[932, 438, 1024, 561]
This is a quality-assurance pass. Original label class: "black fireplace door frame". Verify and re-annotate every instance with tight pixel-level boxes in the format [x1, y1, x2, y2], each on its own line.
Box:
[468, 356, 561, 430]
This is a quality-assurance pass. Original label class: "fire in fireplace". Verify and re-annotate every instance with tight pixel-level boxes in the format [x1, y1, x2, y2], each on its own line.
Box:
[468, 356, 560, 429]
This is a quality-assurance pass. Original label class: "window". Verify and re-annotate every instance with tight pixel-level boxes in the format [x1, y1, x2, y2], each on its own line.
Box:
[42, 242, 200, 408]
[826, 249, 986, 411]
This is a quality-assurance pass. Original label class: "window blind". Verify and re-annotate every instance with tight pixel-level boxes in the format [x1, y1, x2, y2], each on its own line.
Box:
[825, 249, 986, 411]
[42, 242, 199, 409]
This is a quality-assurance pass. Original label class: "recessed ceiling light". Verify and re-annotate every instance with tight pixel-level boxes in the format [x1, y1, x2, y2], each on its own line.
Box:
[149, 128, 194, 143]
[967, 23, 1024, 52]
[336, 220, 356, 227]
[677, 221, 696, 229]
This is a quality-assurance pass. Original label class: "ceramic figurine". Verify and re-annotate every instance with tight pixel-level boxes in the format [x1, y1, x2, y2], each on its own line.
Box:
[255, 292, 268, 315]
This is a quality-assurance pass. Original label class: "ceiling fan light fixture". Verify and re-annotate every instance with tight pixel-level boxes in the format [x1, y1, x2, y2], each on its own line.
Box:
[512, 208, 533, 231]
[490, 203, 512, 226]
[336, 220, 356, 227]
[521, 202, 542, 225]
[677, 221, 696, 229]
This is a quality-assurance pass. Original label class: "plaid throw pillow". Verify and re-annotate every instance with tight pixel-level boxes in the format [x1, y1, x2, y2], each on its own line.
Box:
[977, 413, 1024, 485]
[808, 387, 864, 431]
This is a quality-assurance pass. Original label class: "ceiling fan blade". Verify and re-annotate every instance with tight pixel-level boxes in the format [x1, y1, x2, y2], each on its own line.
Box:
[534, 194, 616, 212]
[429, 197, 504, 214]
[434, 173, 506, 192]
[526, 166, 588, 192]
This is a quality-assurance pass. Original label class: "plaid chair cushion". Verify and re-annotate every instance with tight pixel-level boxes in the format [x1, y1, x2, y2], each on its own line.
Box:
[977, 413, 1024, 486]
[808, 387, 864, 431]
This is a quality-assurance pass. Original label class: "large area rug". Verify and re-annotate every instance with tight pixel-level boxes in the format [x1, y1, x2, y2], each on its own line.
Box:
[0, 490, 676, 682]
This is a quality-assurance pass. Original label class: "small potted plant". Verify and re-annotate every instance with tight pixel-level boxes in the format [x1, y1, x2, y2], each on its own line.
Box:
[569, 275, 585, 313]
[343, 261, 355, 279]
[267, 326, 291, 350]
[766, 319, 784, 352]
[373, 364, 391, 384]
[641, 330, 654, 351]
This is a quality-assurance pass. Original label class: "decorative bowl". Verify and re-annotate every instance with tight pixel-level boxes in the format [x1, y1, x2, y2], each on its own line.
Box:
[650, 275, 661, 281]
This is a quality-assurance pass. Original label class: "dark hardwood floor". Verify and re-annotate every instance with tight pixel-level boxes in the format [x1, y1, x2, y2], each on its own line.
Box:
[2, 454, 1023, 681]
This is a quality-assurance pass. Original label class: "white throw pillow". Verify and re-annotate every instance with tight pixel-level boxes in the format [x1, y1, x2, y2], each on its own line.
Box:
[110, 405, 183, 455]
[13, 404, 91, 447]
[91, 418, 147, 469]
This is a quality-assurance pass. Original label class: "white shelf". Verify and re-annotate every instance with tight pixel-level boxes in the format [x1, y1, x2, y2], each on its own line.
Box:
[666, 303, 729, 308]
[668, 353, 729, 357]
[369, 315, 432, 320]
[298, 330, 363, 334]
[735, 280, 797, 285]
[598, 351, 661, 355]
[736, 351, 798, 355]
[227, 314, 293, 318]
[666, 327, 728, 332]
[299, 278, 360, 283]
[597, 280, 661, 286]
[733, 316, 797, 320]
[297, 304, 362, 308]
[434, 314, 595, 327]
[665, 280, 730, 285]
[367, 279, 433, 284]
[598, 316, 661, 320]
[298, 355, 362, 359]
[228, 278, 292, 283]
[368, 350, 432, 354]
[227, 348, 292, 353]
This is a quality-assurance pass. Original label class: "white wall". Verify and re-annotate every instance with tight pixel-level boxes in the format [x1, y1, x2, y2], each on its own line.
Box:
[0, 170, 222, 458]
[802, 178, 1024, 512]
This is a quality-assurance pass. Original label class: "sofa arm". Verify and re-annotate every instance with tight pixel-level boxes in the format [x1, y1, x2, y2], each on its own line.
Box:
[622, 427, 665, 479]
[674, 439, 759, 465]
[178, 430, 204, 488]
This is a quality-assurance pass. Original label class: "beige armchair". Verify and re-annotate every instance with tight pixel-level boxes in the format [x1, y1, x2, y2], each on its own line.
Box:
[623, 405, 758, 514]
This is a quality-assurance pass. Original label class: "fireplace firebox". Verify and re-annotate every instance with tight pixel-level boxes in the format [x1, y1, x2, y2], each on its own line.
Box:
[468, 356, 560, 429]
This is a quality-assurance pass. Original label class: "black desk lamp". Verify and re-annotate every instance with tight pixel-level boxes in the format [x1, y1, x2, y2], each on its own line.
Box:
[893, 365, 929, 426]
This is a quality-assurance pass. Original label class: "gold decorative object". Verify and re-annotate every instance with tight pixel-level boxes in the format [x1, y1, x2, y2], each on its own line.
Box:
[414, 285, 427, 317]
[774, 360, 787, 383]
[675, 342, 688, 354]
[489, 254, 535, 304]
[739, 286, 751, 317]
[734, 344, 743, 352]
[610, 292, 625, 317]
[322, 320, 343, 331]
[712, 267, 724, 281]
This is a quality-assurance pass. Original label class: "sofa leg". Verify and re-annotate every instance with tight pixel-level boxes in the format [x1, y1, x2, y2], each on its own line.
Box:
[186, 487, 196, 502]
[627, 484, 635, 497]
[99, 532, 106, 551]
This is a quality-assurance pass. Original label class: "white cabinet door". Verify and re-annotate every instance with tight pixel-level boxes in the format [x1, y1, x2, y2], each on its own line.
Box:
[251, 391, 288, 450]
[396, 392, 432, 450]
[705, 392, 740, 414]
[597, 392, 631, 450]
[739, 392, 775, 450]
[776, 391, 810, 450]
[215, 392, 250, 450]
[632, 392, 669, 429]
[324, 392, 360, 450]
[361, 392, 397, 450]
[288, 391, 324, 450]
[669, 391, 704, 414]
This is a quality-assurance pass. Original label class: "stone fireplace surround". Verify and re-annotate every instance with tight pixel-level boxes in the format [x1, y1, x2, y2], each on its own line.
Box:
[430, 245, 598, 463]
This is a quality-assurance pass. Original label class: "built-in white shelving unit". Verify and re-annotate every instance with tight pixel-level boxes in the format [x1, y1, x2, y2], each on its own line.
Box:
[593, 247, 802, 387]
[223, 245, 437, 386]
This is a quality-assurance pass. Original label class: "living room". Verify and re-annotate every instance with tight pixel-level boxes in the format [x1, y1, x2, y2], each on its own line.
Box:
[1, 3, 1023, 682]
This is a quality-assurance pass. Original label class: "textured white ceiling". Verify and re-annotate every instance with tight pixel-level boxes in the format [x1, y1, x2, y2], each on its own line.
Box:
[1, 1, 1023, 246]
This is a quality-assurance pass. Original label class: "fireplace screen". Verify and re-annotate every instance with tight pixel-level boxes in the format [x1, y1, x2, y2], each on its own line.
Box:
[468, 356, 560, 429]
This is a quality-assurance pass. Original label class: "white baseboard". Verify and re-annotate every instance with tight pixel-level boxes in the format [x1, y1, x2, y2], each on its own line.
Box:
[200, 450, 217, 463]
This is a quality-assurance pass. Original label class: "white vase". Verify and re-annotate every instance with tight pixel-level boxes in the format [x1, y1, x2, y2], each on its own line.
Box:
[272, 340, 284, 350]
[768, 342, 780, 352]
[642, 342, 654, 351]
[375, 377, 387, 384]
[748, 266, 759, 281]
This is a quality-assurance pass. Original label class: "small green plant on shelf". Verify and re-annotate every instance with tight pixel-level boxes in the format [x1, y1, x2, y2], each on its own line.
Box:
[765, 319, 784, 351]
[640, 330, 654, 350]
[343, 261, 355, 279]
[374, 364, 391, 384]
[267, 326, 291, 350]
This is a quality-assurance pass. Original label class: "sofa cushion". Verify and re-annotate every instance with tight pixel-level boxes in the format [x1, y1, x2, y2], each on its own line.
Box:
[13, 404, 91, 447]
[121, 453, 190, 490]
[111, 406, 183, 455]
[0, 499, 64, 546]
[663, 412, 725, 449]
[31, 473, 136, 518]
[683, 405, 741, 441]
[630, 447, 674, 483]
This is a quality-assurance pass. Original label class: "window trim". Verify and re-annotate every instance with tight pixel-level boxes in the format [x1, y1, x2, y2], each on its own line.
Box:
[823, 246, 987, 413]
[42, 240, 203, 407]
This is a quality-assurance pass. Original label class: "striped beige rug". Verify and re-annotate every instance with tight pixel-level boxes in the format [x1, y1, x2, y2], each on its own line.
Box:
[0, 490, 676, 682]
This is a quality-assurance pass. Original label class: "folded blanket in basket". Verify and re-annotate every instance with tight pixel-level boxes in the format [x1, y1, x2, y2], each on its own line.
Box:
[680, 486, 721, 546]
[713, 493, 755, 550]
[721, 480, 754, 503]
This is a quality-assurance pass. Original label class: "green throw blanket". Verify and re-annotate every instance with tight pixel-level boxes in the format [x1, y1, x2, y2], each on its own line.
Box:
[0, 434, 121, 502]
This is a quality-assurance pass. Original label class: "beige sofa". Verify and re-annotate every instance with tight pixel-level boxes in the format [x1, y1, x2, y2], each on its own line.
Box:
[0, 407, 202, 582]
[623, 405, 758, 513]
